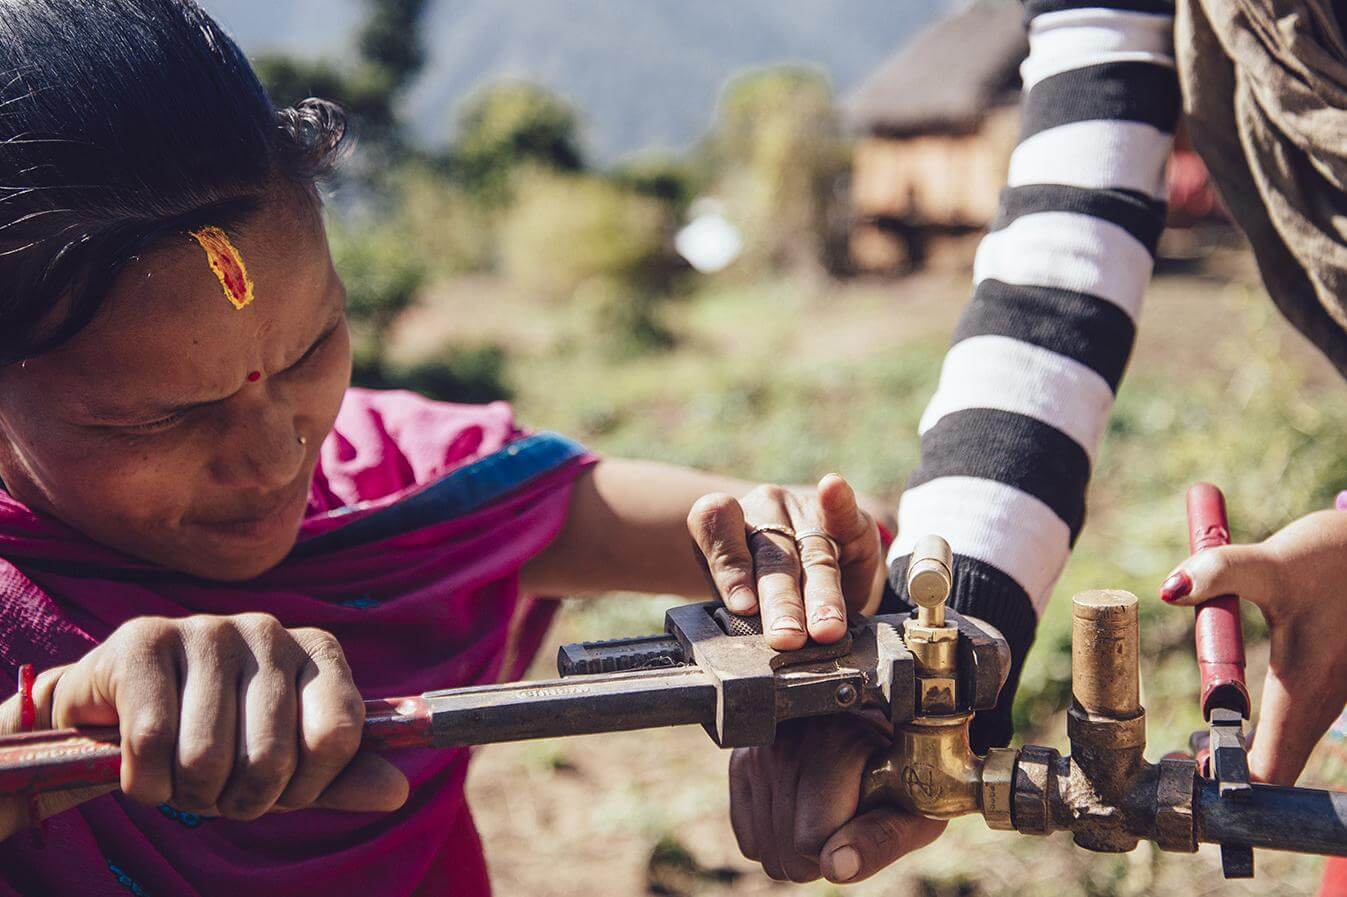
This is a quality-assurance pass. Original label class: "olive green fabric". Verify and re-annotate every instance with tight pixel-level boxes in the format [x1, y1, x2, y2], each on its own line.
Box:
[1178, 0, 1347, 376]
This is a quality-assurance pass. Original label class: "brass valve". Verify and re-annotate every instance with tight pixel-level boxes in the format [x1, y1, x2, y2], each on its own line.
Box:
[861, 554, 1200, 850]
[862, 535, 1015, 822]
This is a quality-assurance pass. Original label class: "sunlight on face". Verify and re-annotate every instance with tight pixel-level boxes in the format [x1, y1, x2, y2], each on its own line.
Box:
[0, 189, 352, 580]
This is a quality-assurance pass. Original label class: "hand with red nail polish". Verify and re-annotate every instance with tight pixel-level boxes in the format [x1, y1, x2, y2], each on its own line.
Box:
[1158, 508, 1347, 786]
[1159, 569, 1191, 603]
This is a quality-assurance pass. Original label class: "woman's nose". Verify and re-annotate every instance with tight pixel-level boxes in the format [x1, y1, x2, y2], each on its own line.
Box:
[210, 394, 306, 491]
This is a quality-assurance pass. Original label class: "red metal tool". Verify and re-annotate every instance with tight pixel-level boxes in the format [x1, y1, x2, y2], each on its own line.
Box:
[1186, 482, 1251, 720]
[1186, 482, 1255, 877]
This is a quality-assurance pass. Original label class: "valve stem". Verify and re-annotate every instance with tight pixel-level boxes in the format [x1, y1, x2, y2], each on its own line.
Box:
[907, 534, 953, 627]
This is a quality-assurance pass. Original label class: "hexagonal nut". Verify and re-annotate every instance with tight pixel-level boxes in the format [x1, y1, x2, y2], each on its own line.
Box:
[981, 747, 1017, 830]
[1012, 745, 1058, 835]
[918, 676, 958, 714]
[903, 618, 959, 643]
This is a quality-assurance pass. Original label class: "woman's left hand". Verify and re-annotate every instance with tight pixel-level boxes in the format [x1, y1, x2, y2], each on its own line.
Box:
[686, 474, 884, 650]
[1160, 508, 1347, 785]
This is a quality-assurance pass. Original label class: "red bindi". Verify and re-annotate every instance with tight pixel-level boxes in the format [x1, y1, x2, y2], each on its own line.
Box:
[247, 370, 262, 383]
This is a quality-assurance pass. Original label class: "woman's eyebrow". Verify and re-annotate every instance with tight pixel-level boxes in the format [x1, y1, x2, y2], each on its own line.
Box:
[88, 312, 343, 423]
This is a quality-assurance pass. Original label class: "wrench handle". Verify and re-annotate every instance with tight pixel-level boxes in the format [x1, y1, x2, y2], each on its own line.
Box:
[1186, 483, 1251, 720]
[0, 696, 434, 797]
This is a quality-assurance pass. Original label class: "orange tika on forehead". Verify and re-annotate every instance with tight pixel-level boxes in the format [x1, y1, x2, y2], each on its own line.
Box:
[190, 226, 255, 310]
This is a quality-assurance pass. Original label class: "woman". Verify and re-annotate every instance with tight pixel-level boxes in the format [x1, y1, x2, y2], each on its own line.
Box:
[0, 2, 890, 894]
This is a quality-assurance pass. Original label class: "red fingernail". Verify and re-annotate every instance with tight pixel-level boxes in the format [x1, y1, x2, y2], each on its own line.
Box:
[1160, 570, 1192, 603]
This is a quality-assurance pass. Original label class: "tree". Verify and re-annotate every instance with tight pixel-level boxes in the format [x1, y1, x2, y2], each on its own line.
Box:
[254, 0, 431, 152]
[453, 82, 584, 201]
[706, 66, 848, 275]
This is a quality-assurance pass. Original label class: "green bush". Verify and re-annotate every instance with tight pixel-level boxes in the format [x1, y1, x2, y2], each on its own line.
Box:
[610, 153, 705, 216]
[327, 218, 427, 370]
[453, 82, 584, 202]
[353, 345, 512, 404]
[394, 165, 498, 276]
[705, 66, 849, 275]
[499, 169, 676, 302]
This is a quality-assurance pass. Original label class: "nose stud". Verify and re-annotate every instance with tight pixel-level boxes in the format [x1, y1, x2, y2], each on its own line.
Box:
[297, 435, 308, 447]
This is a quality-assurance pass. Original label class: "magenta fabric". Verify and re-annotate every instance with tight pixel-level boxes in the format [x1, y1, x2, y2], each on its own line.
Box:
[0, 388, 596, 897]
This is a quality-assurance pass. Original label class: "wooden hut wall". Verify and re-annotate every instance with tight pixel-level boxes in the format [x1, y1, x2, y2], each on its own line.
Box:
[851, 105, 1018, 229]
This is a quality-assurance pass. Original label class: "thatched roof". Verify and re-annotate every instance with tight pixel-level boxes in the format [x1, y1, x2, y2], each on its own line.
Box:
[847, 0, 1028, 137]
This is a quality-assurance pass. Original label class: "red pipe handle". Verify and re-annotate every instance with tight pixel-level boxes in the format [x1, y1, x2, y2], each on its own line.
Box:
[0, 696, 434, 798]
[1186, 483, 1251, 720]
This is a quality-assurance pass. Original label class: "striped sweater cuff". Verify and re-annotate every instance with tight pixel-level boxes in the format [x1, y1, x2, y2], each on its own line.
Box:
[881, 553, 1037, 753]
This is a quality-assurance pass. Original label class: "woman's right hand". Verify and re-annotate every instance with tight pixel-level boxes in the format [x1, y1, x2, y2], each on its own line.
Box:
[0, 613, 408, 840]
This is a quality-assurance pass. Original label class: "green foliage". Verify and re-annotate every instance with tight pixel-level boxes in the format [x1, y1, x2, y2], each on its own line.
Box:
[255, 0, 430, 155]
[573, 276, 675, 357]
[453, 82, 584, 201]
[498, 170, 678, 353]
[394, 165, 499, 276]
[328, 219, 427, 366]
[356, 0, 430, 91]
[611, 154, 705, 215]
[500, 170, 672, 289]
[706, 66, 849, 275]
[252, 56, 350, 110]
[354, 346, 512, 404]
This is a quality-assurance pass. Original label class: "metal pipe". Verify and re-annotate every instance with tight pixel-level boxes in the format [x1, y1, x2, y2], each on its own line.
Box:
[1071, 590, 1141, 717]
[1198, 780, 1347, 857]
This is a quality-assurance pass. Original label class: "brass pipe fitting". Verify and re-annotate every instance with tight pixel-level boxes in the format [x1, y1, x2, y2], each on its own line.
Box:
[1007, 591, 1198, 853]
[862, 534, 1011, 821]
[862, 585, 1198, 852]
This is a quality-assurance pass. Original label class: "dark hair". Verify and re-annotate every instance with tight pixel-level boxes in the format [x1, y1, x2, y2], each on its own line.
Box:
[0, 0, 347, 366]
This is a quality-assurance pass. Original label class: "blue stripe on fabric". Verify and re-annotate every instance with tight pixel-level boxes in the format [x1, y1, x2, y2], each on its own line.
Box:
[290, 432, 589, 559]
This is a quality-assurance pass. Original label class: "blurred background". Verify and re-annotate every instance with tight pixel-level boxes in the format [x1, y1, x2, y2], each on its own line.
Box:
[201, 0, 1347, 893]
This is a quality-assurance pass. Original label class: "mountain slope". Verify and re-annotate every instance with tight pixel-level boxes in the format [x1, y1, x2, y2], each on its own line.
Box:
[201, 0, 949, 161]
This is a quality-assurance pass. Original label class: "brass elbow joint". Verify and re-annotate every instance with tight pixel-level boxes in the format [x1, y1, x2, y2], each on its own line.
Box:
[860, 535, 1017, 824]
[1012, 591, 1198, 854]
[862, 713, 1018, 822]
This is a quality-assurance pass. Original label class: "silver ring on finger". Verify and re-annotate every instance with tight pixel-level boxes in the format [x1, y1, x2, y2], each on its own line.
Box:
[794, 529, 840, 558]
[747, 523, 797, 542]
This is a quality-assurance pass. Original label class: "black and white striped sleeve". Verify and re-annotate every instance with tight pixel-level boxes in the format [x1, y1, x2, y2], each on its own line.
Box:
[881, 0, 1178, 751]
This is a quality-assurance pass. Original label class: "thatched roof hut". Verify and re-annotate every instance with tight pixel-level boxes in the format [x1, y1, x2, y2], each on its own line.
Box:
[847, 0, 1027, 138]
[846, 0, 1028, 271]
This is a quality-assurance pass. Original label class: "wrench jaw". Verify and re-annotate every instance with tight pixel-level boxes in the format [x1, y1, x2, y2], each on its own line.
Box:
[660, 601, 918, 748]
[1205, 707, 1255, 877]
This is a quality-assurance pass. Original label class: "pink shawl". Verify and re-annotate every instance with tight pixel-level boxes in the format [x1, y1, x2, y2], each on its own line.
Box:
[0, 388, 596, 896]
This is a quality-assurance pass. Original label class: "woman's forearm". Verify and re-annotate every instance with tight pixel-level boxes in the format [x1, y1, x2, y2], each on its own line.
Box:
[519, 458, 892, 608]
[520, 458, 755, 598]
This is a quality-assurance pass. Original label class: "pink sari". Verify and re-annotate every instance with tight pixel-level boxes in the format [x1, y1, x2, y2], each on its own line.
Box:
[0, 389, 596, 896]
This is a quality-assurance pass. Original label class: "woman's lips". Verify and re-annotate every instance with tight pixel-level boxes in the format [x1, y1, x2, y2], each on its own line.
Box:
[194, 490, 307, 543]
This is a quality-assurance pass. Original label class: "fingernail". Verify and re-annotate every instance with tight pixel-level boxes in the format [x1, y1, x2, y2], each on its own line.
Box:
[1336, 490, 1347, 511]
[811, 606, 844, 623]
[772, 617, 804, 633]
[827, 845, 861, 882]
[1160, 570, 1192, 603]
[727, 587, 757, 614]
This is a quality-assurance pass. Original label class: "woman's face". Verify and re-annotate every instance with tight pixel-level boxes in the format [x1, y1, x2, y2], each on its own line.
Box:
[0, 190, 352, 580]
